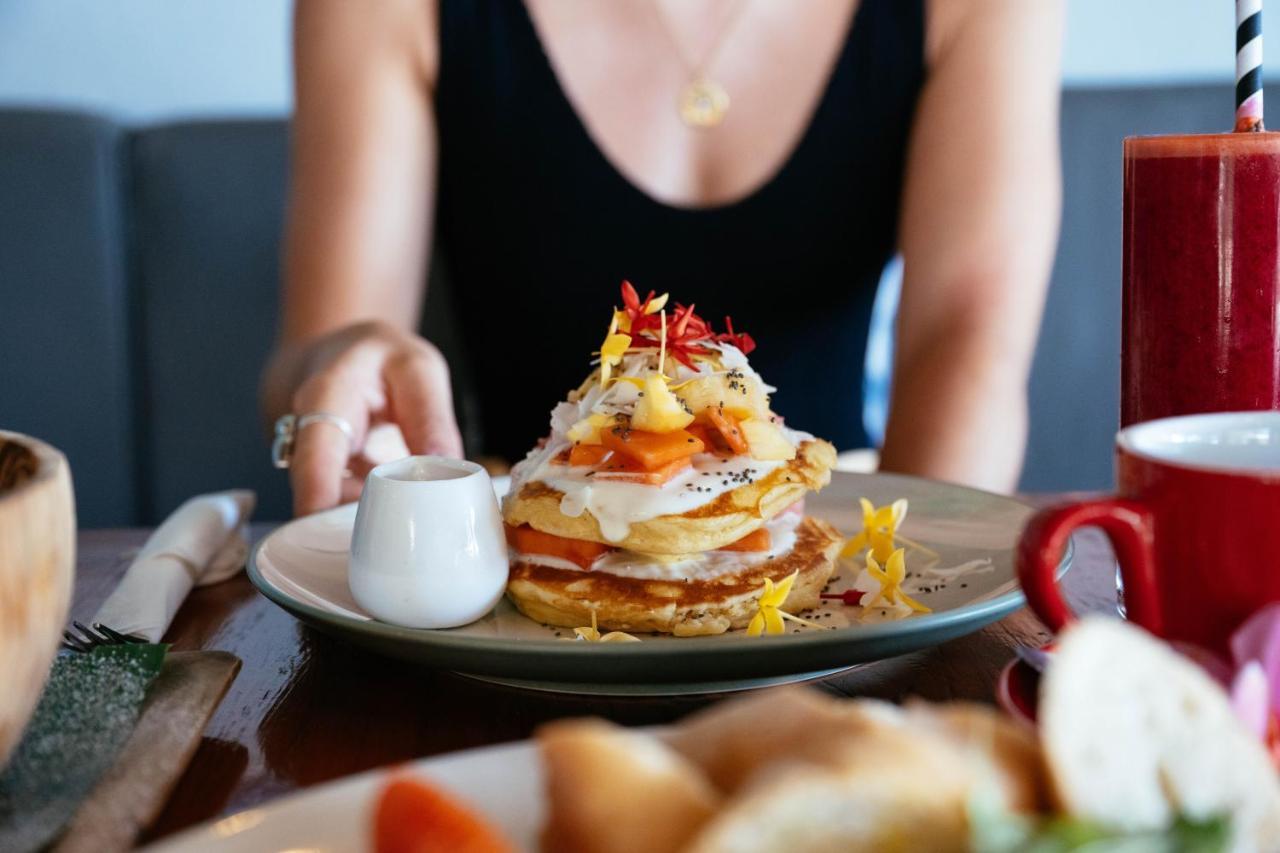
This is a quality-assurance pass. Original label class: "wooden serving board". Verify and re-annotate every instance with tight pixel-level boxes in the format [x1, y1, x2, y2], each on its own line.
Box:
[51, 651, 241, 853]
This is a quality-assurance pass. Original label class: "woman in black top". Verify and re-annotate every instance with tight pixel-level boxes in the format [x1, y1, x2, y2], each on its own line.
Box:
[264, 0, 1064, 516]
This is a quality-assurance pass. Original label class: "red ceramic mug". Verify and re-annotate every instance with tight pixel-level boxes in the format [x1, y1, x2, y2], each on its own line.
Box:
[1017, 411, 1280, 655]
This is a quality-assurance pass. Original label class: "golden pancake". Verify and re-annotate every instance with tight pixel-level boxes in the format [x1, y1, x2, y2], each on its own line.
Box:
[506, 516, 842, 636]
[502, 438, 836, 555]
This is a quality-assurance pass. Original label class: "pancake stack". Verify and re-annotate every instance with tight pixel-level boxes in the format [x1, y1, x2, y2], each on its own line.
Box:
[503, 284, 840, 636]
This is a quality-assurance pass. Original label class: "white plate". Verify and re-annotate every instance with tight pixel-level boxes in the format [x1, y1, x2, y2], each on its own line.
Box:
[247, 471, 1070, 689]
[142, 741, 544, 853]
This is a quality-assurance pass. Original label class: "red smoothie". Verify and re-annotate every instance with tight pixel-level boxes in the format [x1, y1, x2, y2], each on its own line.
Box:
[1122, 133, 1280, 425]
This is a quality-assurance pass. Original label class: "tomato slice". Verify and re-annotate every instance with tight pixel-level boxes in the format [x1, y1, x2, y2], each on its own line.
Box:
[702, 407, 749, 455]
[505, 524, 613, 569]
[717, 527, 772, 552]
[567, 444, 610, 466]
[593, 454, 692, 486]
[374, 775, 514, 853]
[600, 426, 705, 470]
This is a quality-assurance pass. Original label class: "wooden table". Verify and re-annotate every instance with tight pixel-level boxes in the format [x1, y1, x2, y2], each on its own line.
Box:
[66, 518, 1116, 845]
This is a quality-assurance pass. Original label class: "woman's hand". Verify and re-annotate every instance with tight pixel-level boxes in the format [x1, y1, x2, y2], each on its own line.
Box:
[272, 322, 464, 516]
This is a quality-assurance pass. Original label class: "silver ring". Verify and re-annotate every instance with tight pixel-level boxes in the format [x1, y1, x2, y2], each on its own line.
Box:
[271, 412, 354, 469]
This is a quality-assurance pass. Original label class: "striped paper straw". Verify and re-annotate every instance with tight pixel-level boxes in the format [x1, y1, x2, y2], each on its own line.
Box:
[1237, 0, 1265, 131]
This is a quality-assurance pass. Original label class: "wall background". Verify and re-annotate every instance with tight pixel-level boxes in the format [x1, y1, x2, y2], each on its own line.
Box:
[0, 0, 292, 122]
[0, 0, 1257, 123]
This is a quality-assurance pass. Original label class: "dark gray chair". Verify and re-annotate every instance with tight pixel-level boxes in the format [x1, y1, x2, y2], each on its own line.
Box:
[130, 121, 293, 522]
[0, 111, 137, 527]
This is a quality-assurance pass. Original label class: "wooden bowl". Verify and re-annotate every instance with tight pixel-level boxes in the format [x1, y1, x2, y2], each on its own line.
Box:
[0, 431, 75, 767]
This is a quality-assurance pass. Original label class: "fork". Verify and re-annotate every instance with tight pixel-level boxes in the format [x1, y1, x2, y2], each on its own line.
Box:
[61, 621, 147, 653]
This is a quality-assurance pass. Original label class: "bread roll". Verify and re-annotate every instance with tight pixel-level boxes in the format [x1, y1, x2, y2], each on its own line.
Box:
[905, 700, 1050, 814]
[685, 716, 974, 853]
[537, 719, 720, 853]
[663, 687, 898, 793]
[1041, 618, 1280, 851]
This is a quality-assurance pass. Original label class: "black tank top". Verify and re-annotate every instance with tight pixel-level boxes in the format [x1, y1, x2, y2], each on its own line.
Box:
[434, 0, 925, 462]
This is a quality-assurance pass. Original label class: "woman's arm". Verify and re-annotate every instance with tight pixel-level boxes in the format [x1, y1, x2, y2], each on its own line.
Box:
[263, 0, 462, 515]
[879, 0, 1064, 492]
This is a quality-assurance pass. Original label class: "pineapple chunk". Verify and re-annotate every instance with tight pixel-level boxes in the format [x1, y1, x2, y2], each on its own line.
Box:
[676, 373, 769, 420]
[631, 374, 695, 433]
[740, 419, 796, 461]
[566, 412, 615, 444]
[725, 371, 770, 420]
[675, 375, 724, 414]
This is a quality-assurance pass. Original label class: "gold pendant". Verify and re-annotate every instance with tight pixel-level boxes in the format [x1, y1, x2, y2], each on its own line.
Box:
[679, 77, 730, 128]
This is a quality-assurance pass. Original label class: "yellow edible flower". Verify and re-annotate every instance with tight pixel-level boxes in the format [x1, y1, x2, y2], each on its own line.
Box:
[861, 549, 931, 613]
[747, 572, 794, 636]
[598, 312, 632, 388]
[747, 571, 828, 637]
[565, 611, 641, 643]
[644, 293, 669, 314]
[841, 498, 908, 563]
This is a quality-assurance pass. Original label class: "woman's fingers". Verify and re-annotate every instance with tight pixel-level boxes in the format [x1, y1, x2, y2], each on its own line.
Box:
[362, 422, 411, 465]
[339, 475, 365, 505]
[383, 344, 464, 458]
[280, 327, 464, 517]
[289, 374, 368, 516]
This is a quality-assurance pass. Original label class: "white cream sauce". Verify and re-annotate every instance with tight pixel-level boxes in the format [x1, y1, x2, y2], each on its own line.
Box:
[907, 558, 995, 587]
[546, 452, 785, 542]
[850, 557, 996, 621]
[507, 343, 809, 542]
[514, 512, 802, 581]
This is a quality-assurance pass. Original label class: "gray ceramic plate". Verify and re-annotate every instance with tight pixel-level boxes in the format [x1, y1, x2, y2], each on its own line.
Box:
[455, 665, 864, 696]
[248, 471, 1070, 686]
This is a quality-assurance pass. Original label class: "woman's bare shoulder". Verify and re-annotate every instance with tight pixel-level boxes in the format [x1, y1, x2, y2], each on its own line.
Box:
[925, 0, 1064, 69]
[294, 0, 439, 87]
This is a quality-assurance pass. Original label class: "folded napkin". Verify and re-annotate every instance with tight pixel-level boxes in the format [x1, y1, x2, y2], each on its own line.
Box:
[93, 490, 256, 642]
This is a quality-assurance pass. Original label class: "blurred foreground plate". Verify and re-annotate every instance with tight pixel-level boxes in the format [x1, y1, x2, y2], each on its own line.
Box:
[142, 740, 542, 853]
[248, 472, 1070, 692]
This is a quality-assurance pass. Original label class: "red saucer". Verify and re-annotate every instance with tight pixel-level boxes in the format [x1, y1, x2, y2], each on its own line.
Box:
[996, 655, 1041, 727]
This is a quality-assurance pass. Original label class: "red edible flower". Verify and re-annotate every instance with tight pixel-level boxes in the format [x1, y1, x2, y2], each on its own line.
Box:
[820, 590, 866, 606]
[619, 281, 665, 335]
[716, 315, 757, 356]
[614, 282, 756, 368]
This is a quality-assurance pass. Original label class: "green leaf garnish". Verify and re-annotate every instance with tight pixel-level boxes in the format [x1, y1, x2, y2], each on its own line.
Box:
[968, 790, 1230, 852]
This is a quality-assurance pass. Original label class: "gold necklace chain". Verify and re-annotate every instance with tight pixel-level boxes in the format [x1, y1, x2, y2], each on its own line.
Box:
[648, 0, 748, 128]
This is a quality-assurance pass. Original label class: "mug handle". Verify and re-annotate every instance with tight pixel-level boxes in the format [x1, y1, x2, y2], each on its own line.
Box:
[1015, 499, 1163, 636]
